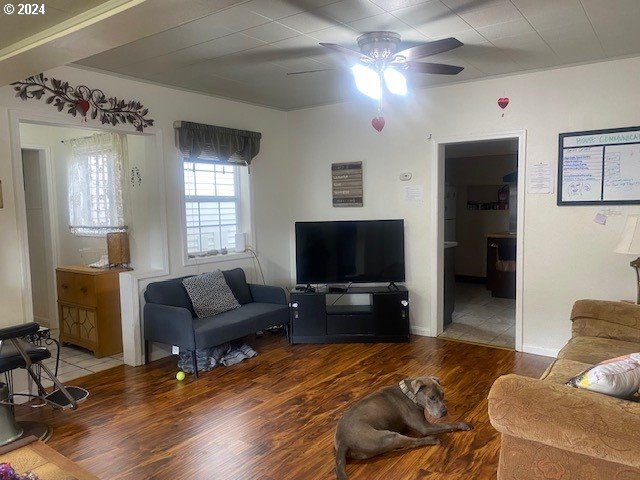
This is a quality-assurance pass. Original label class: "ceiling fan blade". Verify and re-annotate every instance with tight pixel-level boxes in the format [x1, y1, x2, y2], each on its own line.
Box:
[286, 68, 337, 75]
[404, 62, 464, 75]
[395, 37, 463, 61]
[320, 43, 370, 60]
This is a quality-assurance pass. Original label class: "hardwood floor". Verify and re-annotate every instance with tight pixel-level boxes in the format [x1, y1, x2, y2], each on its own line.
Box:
[19, 335, 553, 479]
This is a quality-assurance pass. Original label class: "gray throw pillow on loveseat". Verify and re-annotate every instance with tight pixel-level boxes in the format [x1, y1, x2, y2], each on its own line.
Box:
[182, 270, 240, 318]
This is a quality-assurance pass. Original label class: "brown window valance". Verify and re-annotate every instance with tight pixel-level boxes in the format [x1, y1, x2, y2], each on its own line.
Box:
[174, 121, 262, 169]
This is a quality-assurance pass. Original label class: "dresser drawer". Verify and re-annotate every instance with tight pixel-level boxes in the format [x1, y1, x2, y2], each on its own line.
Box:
[56, 271, 97, 307]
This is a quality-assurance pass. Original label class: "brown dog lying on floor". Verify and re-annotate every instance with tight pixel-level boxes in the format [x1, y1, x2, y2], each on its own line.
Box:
[334, 376, 472, 480]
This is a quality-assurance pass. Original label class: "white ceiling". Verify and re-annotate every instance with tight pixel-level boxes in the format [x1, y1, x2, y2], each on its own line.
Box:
[75, 0, 640, 110]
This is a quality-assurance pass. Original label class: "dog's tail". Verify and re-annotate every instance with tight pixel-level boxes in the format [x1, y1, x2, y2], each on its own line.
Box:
[335, 441, 348, 480]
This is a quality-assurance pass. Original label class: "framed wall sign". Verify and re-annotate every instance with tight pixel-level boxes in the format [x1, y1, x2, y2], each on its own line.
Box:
[332, 161, 363, 207]
[558, 126, 640, 205]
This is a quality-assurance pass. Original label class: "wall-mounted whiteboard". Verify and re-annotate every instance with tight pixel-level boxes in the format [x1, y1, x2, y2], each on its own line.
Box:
[558, 126, 640, 205]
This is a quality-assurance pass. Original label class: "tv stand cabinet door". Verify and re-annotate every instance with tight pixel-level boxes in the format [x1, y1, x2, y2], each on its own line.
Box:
[374, 291, 409, 338]
[291, 293, 327, 337]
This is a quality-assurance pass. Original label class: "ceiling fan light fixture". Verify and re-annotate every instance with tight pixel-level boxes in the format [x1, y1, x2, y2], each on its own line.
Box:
[383, 67, 407, 96]
[351, 64, 381, 100]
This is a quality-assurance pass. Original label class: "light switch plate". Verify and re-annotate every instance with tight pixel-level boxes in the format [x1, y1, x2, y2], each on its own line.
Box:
[172, 345, 179, 355]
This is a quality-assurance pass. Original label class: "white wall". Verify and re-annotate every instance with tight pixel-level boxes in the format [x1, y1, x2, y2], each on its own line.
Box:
[0, 65, 291, 329]
[5, 56, 640, 358]
[286, 56, 640, 356]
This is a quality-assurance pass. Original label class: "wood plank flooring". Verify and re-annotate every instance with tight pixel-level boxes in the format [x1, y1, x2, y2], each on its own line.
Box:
[19, 335, 553, 479]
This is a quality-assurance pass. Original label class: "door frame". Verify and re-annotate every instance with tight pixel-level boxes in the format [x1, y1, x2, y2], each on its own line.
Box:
[429, 130, 526, 351]
[21, 144, 60, 329]
[9, 109, 169, 366]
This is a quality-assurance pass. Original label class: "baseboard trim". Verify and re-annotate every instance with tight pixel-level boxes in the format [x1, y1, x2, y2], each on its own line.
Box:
[410, 326, 432, 337]
[455, 275, 487, 284]
[33, 315, 50, 326]
[522, 344, 560, 358]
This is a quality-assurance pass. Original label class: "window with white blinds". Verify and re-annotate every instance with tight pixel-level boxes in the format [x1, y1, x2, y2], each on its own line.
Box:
[183, 159, 239, 257]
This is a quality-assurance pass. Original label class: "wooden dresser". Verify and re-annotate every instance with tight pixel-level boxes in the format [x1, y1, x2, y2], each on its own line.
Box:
[56, 265, 126, 358]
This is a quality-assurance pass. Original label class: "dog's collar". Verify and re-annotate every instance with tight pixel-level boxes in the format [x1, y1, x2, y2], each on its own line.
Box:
[399, 380, 422, 407]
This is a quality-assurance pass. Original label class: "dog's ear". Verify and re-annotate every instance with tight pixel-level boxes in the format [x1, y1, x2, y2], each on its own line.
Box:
[409, 379, 425, 394]
[430, 376, 441, 385]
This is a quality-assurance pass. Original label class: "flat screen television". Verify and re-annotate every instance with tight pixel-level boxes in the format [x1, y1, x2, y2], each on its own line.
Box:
[295, 220, 405, 284]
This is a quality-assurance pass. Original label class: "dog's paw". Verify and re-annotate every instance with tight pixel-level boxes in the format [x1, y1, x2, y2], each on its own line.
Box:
[457, 422, 473, 431]
[420, 436, 440, 446]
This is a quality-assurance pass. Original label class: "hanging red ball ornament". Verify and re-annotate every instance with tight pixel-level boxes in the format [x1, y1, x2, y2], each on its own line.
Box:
[371, 116, 385, 132]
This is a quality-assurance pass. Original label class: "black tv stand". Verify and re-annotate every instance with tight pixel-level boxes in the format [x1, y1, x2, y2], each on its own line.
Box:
[289, 285, 409, 344]
[328, 285, 348, 293]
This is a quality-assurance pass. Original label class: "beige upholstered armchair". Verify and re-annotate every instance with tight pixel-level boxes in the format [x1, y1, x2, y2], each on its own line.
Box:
[488, 300, 640, 480]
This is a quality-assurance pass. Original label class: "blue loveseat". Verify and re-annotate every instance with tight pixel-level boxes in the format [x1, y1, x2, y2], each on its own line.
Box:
[143, 268, 288, 376]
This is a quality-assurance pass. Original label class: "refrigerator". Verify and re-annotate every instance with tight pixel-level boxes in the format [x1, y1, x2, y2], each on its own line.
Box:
[443, 184, 457, 326]
[444, 184, 457, 241]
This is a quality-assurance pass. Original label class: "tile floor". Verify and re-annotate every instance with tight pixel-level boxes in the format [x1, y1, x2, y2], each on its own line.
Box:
[39, 329, 124, 388]
[439, 282, 515, 348]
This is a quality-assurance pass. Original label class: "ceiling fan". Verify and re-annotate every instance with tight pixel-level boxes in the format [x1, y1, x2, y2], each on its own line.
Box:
[288, 32, 464, 131]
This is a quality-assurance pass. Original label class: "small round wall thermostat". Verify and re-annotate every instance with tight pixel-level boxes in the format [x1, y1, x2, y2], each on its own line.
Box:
[399, 172, 412, 181]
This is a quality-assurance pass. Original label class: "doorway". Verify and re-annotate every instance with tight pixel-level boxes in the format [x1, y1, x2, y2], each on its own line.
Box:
[431, 132, 525, 350]
[16, 122, 141, 375]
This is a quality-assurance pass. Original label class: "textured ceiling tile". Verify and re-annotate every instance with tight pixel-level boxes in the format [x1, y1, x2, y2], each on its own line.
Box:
[272, 33, 325, 52]
[441, 0, 506, 13]
[580, 0, 640, 57]
[208, 5, 272, 31]
[370, 0, 431, 10]
[316, 0, 386, 23]
[309, 25, 361, 43]
[79, 24, 236, 70]
[392, 1, 470, 37]
[537, 21, 605, 63]
[245, 0, 305, 20]
[244, 22, 302, 43]
[476, 19, 535, 41]
[594, 29, 640, 58]
[580, 0, 640, 23]
[451, 41, 522, 75]
[278, 11, 338, 33]
[347, 12, 413, 33]
[445, 28, 488, 45]
[489, 31, 559, 69]
[456, 0, 523, 28]
[511, 0, 586, 31]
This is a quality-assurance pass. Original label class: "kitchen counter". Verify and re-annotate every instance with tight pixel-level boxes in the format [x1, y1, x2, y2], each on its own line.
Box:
[486, 232, 516, 239]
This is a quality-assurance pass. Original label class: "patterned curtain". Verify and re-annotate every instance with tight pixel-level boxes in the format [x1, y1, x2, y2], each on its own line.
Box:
[174, 121, 262, 170]
[67, 132, 127, 236]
